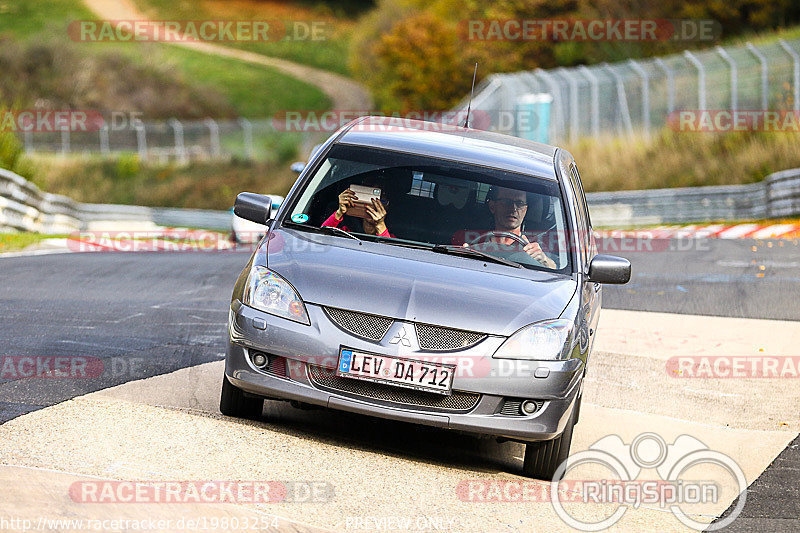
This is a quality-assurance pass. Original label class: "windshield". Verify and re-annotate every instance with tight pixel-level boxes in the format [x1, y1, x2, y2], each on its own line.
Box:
[284, 144, 572, 273]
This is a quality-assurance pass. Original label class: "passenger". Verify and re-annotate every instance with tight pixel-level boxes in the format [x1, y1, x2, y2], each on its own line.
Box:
[322, 186, 395, 238]
[479, 186, 556, 268]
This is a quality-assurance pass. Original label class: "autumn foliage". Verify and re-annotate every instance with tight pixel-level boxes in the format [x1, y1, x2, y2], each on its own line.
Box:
[351, 0, 800, 110]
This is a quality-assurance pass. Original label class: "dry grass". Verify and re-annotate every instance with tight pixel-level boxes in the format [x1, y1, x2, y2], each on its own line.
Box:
[571, 129, 800, 192]
[27, 155, 301, 210]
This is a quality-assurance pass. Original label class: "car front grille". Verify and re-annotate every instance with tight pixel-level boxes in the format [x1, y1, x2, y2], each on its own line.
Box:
[324, 307, 393, 341]
[324, 306, 487, 350]
[307, 365, 480, 411]
[415, 323, 487, 351]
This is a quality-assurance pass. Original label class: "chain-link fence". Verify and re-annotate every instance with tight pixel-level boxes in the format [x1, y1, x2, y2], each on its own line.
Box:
[19, 118, 317, 163]
[457, 38, 800, 143]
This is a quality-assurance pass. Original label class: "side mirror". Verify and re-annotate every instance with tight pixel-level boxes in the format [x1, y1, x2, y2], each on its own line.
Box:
[290, 162, 305, 174]
[234, 192, 273, 225]
[587, 254, 631, 284]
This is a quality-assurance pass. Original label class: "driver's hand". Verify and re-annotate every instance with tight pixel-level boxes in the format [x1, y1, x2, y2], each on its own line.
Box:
[335, 189, 356, 219]
[522, 235, 556, 268]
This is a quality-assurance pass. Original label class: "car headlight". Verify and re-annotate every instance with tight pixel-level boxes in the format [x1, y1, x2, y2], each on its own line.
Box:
[243, 266, 310, 325]
[492, 319, 573, 360]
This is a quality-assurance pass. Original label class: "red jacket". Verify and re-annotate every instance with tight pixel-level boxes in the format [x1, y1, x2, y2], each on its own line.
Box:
[322, 212, 394, 238]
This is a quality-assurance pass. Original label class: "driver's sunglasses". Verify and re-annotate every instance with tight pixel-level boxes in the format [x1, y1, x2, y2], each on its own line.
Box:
[494, 199, 528, 210]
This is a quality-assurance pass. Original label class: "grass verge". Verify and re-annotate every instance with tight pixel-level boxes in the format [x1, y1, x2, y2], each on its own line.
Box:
[0, 233, 69, 252]
[0, 0, 330, 117]
[572, 129, 800, 192]
[27, 153, 302, 210]
[133, 0, 362, 75]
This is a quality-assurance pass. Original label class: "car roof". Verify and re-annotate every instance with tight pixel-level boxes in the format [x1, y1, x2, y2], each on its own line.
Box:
[337, 117, 558, 180]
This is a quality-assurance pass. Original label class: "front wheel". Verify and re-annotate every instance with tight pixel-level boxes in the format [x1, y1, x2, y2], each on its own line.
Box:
[522, 406, 577, 480]
[220, 375, 263, 419]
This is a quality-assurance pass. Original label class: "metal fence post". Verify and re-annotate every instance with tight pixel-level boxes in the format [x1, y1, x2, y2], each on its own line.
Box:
[136, 123, 147, 160]
[578, 66, 600, 137]
[204, 118, 221, 159]
[779, 39, 800, 113]
[237, 118, 253, 160]
[60, 128, 70, 156]
[628, 59, 650, 133]
[535, 68, 565, 142]
[654, 58, 675, 115]
[601, 63, 634, 137]
[716, 47, 738, 112]
[555, 68, 580, 143]
[99, 125, 110, 156]
[746, 42, 769, 110]
[168, 118, 187, 165]
[684, 51, 706, 110]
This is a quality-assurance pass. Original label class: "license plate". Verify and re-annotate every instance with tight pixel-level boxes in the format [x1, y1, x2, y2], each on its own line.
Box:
[337, 348, 455, 395]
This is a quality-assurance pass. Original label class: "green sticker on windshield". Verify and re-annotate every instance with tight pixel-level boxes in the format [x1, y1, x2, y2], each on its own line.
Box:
[291, 213, 309, 223]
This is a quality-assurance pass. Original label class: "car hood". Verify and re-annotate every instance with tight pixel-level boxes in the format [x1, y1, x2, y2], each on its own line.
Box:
[265, 228, 577, 336]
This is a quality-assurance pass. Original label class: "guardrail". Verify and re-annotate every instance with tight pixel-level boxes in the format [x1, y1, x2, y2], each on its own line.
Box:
[1, 168, 230, 233]
[3, 166, 800, 235]
[586, 168, 800, 226]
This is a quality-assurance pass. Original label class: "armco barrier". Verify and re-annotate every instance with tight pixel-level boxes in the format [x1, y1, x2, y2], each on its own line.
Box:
[767, 168, 800, 219]
[1, 168, 230, 233]
[586, 168, 800, 226]
[0, 168, 82, 233]
[586, 183, 767, 227]
[3, 167, 800, 234]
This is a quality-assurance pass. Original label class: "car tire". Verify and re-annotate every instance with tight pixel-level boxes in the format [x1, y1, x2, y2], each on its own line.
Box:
[220, 375, 263, 419]
[522, 405, 577, 480]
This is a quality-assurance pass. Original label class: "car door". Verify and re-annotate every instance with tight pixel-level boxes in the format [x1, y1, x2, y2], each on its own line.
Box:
[568, 163, 601, 354]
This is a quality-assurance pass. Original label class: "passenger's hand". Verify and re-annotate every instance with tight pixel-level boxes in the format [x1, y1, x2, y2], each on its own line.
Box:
[522, 235, 556, 268]
[335, 189, 356, 220]
[365, 198, 388, 235]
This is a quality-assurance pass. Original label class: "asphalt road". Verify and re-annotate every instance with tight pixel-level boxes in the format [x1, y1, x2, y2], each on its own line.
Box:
[1, 238, 797, 531]
[0, 252, 249, 422]
[2, 237, 799, 422]
[598, 236, 800, 320]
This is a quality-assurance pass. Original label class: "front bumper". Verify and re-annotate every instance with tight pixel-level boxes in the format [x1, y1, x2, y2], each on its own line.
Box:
[225, 301, 584, 442]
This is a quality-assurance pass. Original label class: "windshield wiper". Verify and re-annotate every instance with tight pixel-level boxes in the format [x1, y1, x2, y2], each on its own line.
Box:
[283, 221, 362, 241]
[429, 245, 522, 268]
[318, 224, 362, 241]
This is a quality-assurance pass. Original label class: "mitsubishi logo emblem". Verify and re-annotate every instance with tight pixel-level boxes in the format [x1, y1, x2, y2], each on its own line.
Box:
[389, 327, 411, 347]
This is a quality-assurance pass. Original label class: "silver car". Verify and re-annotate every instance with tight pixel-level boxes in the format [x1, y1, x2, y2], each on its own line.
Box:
[222, 117, 630, 479]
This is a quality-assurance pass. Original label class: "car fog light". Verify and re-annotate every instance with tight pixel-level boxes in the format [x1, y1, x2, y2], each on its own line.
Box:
[251, 352, 268, 369]
[521, 400, 538, 415]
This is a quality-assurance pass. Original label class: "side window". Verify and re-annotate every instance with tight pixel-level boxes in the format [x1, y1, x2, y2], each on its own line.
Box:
[570, 165, 596, 261]
[569, 165, 591, 263]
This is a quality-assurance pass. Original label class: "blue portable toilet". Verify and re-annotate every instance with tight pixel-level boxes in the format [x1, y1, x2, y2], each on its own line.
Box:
[514, 93, 552, 143]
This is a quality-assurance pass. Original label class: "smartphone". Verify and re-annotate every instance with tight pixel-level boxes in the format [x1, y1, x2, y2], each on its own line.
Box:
[347, 184, 382, 218]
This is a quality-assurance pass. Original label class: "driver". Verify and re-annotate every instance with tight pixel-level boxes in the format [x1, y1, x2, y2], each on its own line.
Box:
[477, 186, 556, 268]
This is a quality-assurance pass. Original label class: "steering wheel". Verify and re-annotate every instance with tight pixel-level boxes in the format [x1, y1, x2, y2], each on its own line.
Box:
[466, 231, 528, 247]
